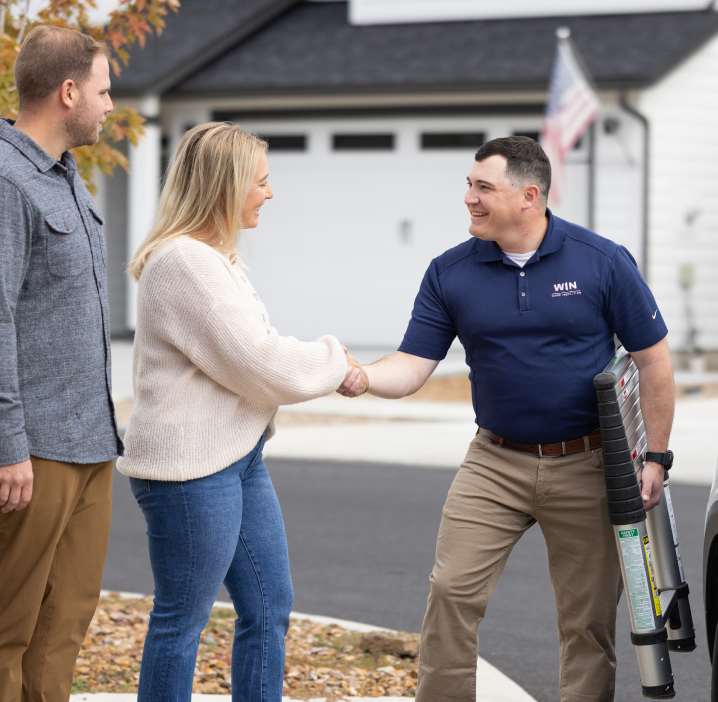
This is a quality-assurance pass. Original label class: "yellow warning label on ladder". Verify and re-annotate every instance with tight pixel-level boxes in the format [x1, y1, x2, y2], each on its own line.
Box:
[642, 535, 662, 616]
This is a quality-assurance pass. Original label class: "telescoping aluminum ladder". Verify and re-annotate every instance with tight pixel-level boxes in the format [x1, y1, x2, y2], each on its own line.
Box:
[593, 348, 695, 700]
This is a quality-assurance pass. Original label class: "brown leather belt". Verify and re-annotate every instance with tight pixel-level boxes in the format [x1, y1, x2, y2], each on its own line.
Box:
[478, 427, 602, 457]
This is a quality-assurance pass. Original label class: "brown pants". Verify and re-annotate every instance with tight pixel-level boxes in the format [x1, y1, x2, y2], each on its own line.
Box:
[0, 457, 113, 702]
[416, 433, 623, 702]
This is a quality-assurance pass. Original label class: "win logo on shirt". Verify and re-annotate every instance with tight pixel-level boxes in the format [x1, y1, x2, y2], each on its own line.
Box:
[552, 281, 582, 297]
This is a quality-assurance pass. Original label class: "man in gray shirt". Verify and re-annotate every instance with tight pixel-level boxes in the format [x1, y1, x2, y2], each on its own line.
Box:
[0, 27, 123, 702]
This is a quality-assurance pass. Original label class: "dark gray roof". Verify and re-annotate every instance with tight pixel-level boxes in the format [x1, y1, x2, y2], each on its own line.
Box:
[167, 2, 718, 95]
[111, 0, 300, 94]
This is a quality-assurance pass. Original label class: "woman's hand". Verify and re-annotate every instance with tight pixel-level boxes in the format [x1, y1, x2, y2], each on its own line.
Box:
[337, 346, 369, 397]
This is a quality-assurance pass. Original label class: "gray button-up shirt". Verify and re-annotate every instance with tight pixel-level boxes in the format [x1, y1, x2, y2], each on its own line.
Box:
[0, 119, 123, 466]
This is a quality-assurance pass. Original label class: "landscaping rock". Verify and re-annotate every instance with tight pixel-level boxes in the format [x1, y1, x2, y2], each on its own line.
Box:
[358, 631, 421, 658]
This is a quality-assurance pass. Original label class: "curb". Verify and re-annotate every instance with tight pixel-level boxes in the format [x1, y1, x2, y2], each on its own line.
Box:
[100, 591, 391, 633]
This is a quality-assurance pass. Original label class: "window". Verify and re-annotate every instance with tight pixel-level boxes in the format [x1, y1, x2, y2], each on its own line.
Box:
[421, 132, 485, 150]
[333, 134, 394, 151]
[260, 135, 307, 152]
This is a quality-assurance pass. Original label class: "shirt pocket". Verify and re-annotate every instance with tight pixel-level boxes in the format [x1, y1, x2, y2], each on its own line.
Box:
[88, 204, 107, 267]
[45, 210, 92, 277]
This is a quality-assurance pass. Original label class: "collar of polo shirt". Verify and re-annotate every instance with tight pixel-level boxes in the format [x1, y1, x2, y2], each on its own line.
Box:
[473, 209, 568, 265]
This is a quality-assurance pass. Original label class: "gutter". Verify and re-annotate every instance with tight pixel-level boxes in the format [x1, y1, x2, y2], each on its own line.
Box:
[619, 91, 650, 282]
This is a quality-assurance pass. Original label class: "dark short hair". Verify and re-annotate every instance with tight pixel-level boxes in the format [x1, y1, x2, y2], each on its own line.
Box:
[475, 136, 552, 203]
[14, 26, 109, 110]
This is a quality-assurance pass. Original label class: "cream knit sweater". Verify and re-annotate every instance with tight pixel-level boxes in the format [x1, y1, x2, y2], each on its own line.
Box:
[116, 236, 348, 481]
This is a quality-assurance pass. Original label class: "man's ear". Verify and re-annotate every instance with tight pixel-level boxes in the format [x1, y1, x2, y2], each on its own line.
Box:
[522, 184, 541, 209]
[59, 79, 79, 110]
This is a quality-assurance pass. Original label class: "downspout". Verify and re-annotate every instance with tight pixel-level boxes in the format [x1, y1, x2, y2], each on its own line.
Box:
[587, 120, 596, 232]
[619, 91, 650, 282]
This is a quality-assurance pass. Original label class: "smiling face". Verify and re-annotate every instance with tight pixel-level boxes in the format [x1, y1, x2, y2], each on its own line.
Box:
[63, 54, 113, 149]
[465, 155, 529, 242]
[241, 152, 273, 229]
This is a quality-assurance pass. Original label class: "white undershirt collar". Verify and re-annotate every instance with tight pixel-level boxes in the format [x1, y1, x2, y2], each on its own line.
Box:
[503, 249, 537, 268]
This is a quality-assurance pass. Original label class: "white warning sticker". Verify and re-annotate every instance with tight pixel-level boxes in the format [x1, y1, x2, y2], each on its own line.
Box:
[618, 528, 655, 632]
[663, 484, 685, 582]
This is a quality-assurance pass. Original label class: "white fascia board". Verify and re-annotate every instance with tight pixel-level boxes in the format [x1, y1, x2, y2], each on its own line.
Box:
[349, 0, 712, 25]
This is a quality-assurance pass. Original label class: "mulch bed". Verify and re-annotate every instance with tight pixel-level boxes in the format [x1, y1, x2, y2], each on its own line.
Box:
[72, 594, 418, 698]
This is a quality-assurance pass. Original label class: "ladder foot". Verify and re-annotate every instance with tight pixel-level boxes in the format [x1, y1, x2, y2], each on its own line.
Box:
[667, 635, 696, 652]
[642, 683, 676, 699]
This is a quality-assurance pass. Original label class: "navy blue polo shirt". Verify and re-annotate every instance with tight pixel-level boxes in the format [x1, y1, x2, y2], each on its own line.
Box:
[398, 210, 668, 444]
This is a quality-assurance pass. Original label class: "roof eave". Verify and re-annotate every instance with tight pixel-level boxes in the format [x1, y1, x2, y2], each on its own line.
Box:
[159, 79, 651, 102]
[638, 15, 718, 89]
[112, 0, 303, 97]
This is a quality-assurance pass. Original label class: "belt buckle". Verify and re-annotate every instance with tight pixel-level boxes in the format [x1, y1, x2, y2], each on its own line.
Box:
[539, 441, 567, 457]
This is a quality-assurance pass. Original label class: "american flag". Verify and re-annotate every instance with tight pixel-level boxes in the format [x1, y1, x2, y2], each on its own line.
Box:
[541, 27, 601, 207]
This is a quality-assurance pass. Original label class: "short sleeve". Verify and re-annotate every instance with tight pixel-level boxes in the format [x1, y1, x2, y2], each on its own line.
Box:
[398, 259, 456, 360]
[604, 246, 667, 352]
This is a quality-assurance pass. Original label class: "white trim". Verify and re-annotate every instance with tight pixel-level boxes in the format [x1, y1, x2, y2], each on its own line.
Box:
[349, 0, 711, 26]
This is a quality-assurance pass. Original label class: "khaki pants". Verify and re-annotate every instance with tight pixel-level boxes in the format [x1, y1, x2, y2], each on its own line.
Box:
[0, 457, 113, 702]
[416, 433, 623, 702]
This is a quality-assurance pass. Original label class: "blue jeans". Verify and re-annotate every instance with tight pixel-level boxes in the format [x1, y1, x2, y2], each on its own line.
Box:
[129, 434, 293, 702]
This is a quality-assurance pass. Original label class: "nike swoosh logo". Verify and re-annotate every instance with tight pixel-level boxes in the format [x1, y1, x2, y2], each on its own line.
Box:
[652, 310, 657, 319]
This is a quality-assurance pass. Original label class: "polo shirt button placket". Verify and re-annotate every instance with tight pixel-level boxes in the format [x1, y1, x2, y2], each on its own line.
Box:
[519, 269, 531, 312]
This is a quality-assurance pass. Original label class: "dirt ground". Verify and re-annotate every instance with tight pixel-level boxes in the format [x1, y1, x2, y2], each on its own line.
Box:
[72, 595, 418, 698]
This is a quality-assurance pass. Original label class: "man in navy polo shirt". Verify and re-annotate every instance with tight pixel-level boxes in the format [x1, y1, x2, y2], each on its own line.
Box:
[339, 136, 674, 701]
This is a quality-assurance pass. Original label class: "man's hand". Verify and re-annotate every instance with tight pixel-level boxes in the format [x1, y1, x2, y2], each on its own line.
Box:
[640, 461, 664, 511]
[0, 459, 33, 513]
[337, 346, 369, 397]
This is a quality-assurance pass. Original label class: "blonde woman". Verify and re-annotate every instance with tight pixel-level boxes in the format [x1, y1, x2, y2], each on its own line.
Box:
[117, 123, 362, 702]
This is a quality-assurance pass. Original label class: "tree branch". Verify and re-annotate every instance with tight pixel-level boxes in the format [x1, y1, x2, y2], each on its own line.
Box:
[17, 0, 31, 43]
[0, 1, 8, 37]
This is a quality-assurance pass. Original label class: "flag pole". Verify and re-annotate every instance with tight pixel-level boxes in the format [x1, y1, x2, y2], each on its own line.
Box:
[556, 27, 597, 232]
[542, 26, 600, 212]
[588, 120, 596, 232]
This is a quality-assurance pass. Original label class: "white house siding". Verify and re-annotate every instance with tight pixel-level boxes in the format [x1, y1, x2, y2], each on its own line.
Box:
[639, 32, 718, 352]
[592, 99, 646, 272]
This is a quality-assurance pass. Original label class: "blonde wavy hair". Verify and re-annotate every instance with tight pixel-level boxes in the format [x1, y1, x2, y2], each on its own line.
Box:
[128, 122, 268, 281]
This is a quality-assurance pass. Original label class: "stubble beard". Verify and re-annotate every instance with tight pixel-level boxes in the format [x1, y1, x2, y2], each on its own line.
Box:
[64, 93, 102, 150]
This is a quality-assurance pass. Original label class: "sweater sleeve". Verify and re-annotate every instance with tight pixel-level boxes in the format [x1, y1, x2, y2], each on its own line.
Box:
[143, 241, 348, 406]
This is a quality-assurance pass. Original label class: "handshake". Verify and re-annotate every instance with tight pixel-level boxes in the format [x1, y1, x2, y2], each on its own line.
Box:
[338, 346, 370, 398]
